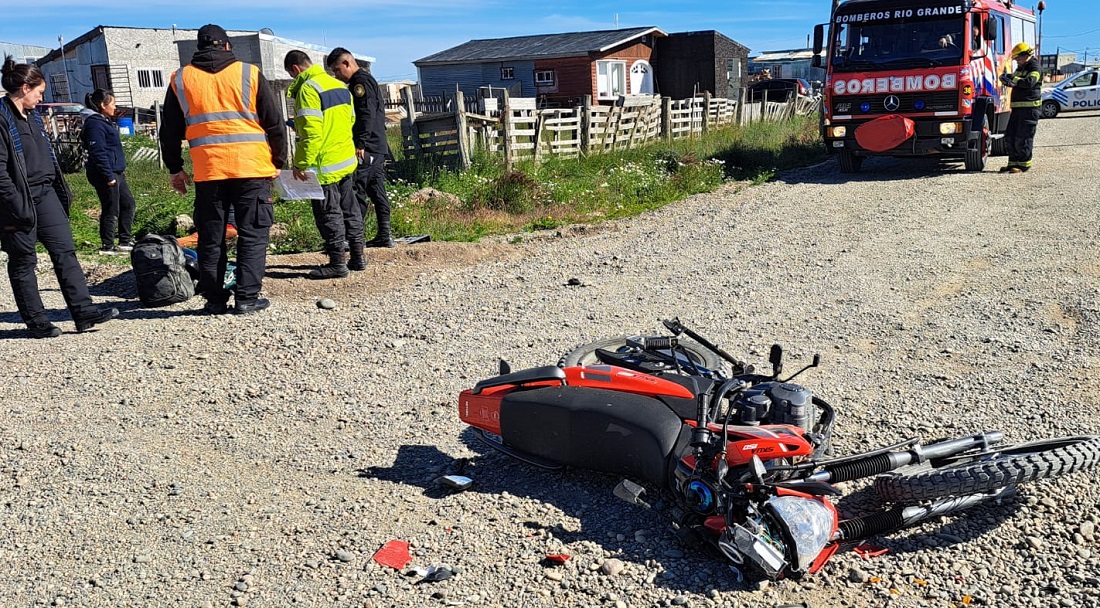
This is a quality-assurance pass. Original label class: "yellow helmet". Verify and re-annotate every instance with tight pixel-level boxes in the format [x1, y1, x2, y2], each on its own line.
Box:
[1011, 42, 1033, 57]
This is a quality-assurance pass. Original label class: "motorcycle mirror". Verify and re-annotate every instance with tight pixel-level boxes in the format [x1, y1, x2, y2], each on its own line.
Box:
[613, 479, 651, 509]
[498, 358, 511, 376]
[769, 344, 784, 377]
[750, 455, 767, 485]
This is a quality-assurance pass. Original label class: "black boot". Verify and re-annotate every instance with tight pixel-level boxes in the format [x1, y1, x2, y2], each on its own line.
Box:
[348, 243, 367, 271]
[309, 252, 349, 279]
[366, 204, 395, 248]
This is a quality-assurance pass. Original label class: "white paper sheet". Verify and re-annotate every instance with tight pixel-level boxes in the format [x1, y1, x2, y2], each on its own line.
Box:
[274, 170, 324, 200]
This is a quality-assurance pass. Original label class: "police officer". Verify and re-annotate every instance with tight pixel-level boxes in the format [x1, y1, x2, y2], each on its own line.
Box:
[284, 50, 362, 278]
[326, 47, 394, 251]
[999, 42, 1042, 173]
[159, 25, 287, 314]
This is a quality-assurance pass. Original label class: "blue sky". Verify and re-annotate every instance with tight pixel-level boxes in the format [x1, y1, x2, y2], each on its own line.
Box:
[2, 1, 1097, 81]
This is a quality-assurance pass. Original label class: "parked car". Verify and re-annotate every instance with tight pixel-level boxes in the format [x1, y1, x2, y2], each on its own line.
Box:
[746, 78, 811, 103]
[1041, 69, 1100, 118]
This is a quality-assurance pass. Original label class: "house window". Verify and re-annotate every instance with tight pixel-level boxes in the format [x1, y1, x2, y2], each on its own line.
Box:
[596, 60, 626, 99]
[136, 68, 165, 90]
[534, 69, 555, 86]
[501, 66, 514, 80]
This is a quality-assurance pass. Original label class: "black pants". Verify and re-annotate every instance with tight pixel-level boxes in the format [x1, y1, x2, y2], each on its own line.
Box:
[311, 174, 363, 254]
[0, 182, 96, 325]
[353, 153, 390, 229]
[193, 178, 273, 303]
[91, 172, 136, 247]
[1005, 107, 1040, 166]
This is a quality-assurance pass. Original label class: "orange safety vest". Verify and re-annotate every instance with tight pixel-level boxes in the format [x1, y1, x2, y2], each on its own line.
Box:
[170, 62, 277, 182]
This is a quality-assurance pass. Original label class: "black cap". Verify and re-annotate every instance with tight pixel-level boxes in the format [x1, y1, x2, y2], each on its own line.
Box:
[197, 24, 229, 49]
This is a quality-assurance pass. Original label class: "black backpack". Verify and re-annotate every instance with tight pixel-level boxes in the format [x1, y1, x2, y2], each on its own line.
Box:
[130, 234, 195, 307]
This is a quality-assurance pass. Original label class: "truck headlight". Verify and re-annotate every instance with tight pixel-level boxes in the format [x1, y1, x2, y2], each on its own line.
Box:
[827, 126, 847, 138]
[939, 122, 963, 135]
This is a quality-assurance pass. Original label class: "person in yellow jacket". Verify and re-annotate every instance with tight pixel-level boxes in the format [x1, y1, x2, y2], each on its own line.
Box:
[159, 24, 286, 314]
[998, 42, 1042, 173]
[284, 50, 364, 279]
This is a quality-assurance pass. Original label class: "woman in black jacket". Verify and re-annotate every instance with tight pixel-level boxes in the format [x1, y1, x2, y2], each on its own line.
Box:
[0, 56, 117, 338]
[81, 88, 136, 254]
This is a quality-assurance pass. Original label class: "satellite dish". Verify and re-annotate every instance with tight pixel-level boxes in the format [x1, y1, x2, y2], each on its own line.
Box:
[260, 27, 274, 35]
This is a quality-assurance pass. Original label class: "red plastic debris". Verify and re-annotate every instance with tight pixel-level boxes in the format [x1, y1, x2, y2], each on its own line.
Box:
[372, 540, 412, 570]
[852, 544, 890, 559]
[545, 553, 571, 564]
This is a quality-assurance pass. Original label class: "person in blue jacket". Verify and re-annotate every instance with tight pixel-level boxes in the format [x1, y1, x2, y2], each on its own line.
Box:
[80, 88, 136, 254]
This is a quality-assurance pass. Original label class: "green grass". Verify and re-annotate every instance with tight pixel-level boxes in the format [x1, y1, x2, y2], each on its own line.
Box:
[65, 117, 825, 256]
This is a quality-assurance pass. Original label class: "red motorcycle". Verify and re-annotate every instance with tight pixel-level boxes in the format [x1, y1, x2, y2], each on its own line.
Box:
[457, 319, 1100, 580]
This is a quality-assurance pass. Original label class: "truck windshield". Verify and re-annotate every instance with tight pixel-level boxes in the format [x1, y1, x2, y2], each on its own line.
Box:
[831, 18, 965, 72]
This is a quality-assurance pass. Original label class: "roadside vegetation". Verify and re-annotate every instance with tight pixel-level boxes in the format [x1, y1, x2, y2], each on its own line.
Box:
[66, 115, 825, 255]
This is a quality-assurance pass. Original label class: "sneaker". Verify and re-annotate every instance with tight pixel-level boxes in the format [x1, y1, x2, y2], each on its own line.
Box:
[75, 307, 119, 332]
[234, 298, 270, 315]
[201, 299, 230, 315]
[117, 242, 135, 252]
[99, 245, 121, 255]
[27, 322, 61, 339]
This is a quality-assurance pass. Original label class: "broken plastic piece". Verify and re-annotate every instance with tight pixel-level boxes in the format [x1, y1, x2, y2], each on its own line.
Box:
[372, 540, 412, 570]
[852, 544, 890, 559]
[441, 475, 473, 491]
[545, 553, 571, 564]
[420, 566, 454, 583]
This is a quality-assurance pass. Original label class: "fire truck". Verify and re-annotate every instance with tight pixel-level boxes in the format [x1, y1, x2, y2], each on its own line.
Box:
[812, 0, 1038, 172]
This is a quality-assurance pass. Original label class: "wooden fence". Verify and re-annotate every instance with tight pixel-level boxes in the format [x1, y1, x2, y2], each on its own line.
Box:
[400, 87, 814, 169]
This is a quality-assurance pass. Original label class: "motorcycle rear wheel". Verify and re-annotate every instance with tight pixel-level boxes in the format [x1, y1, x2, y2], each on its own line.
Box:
[558, 335, 723, 372]
[874, 436, 1100, 502]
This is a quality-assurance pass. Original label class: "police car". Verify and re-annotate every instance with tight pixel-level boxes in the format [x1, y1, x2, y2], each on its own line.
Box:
[1041, 68, 1100, 118]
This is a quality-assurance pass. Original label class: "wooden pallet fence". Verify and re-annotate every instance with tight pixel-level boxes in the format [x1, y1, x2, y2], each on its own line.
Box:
[537, 108, 583, 159]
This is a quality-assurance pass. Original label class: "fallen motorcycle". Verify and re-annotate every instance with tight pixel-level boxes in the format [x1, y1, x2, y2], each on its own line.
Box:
[457, 319, 1100, 580]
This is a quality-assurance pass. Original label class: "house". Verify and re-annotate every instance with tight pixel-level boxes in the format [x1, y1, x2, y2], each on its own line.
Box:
[414, 27, 667, 107]
[1, 41, 52, 66]
[650, 30, 750, 99]
[35, 26, 373, 123]
[748, 48, 826, 84]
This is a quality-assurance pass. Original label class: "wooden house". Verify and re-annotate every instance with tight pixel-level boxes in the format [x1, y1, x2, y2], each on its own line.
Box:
[651, 30, 750, 99]
[414, 27, 667, 107]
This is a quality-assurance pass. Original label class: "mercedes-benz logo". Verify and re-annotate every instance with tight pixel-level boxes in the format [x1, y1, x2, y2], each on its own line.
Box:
[884, 95, 900, 112]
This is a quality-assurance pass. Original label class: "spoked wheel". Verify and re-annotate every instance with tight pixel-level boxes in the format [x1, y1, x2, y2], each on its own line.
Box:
[874, 436, 1100, 502]
[558, 335, 723, 372]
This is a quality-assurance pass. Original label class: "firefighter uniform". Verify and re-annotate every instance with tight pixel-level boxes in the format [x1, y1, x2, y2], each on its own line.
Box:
[287, 62, 362, 276]
[160, 24, 286, 313]
[1000, 45, 1042, 173]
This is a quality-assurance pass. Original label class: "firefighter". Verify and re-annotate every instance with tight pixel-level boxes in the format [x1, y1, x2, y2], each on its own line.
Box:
[999, 42, 1042, 173]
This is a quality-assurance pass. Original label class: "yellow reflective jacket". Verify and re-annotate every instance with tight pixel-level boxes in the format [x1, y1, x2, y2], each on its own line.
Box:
[288, 64, 357, 185]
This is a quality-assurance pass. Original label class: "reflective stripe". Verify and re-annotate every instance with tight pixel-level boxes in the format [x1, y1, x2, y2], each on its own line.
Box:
[305, 80, 324, 94]
[1011, 100, 1042, 108]
[191, 133, 269, 148]
[174, 69, 189, 116]
[319, 156, 357, 174]
[190, 110, 259, 124]
[296, 108, 324, 118]
[241, 63, 252, 109]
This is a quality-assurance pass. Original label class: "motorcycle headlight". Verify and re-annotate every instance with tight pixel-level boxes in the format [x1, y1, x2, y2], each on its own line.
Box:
[766, 496, 835, 573]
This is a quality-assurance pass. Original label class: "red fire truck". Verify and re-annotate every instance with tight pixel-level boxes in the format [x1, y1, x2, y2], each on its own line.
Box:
[812, 0, 1038, 172]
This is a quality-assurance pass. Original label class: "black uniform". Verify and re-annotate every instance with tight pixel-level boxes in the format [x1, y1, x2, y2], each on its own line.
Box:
[347, 68, 394, 247]
[1002, 55, 1042, 171]
[0, 97, 105, 331]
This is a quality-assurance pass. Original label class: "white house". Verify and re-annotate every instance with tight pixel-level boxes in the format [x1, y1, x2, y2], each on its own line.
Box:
[36, 26, 374, 125]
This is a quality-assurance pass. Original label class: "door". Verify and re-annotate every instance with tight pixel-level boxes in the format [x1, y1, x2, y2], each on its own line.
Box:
[630, 60, 654, 95]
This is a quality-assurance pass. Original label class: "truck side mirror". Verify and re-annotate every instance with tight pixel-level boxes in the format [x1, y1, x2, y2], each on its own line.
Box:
[985, 16, 998, 42]
[812, 24, 825, 68]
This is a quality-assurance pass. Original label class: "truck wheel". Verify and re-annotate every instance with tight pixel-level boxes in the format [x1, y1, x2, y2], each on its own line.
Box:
[837, 151, 862, 173]
[964, 115, 990, 172]
[1040, 101, 1060, 119]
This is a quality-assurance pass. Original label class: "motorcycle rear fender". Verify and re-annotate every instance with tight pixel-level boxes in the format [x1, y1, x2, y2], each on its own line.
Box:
[562, 365, 695, 399]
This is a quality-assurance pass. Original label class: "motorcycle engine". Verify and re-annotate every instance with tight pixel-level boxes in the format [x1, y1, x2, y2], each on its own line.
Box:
[731, 382, 813, 432]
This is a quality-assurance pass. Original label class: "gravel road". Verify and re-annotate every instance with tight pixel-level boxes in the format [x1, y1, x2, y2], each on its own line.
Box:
[3, 111, 1100, 608]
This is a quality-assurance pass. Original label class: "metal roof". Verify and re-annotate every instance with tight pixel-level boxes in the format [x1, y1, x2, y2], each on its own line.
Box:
[415, 27, 665, 66]
[751, 49, 815, 63]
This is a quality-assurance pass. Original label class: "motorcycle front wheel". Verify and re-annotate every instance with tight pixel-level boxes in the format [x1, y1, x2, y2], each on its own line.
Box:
[558, 335, 723, 372]
[874, 435, 1100, 502]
